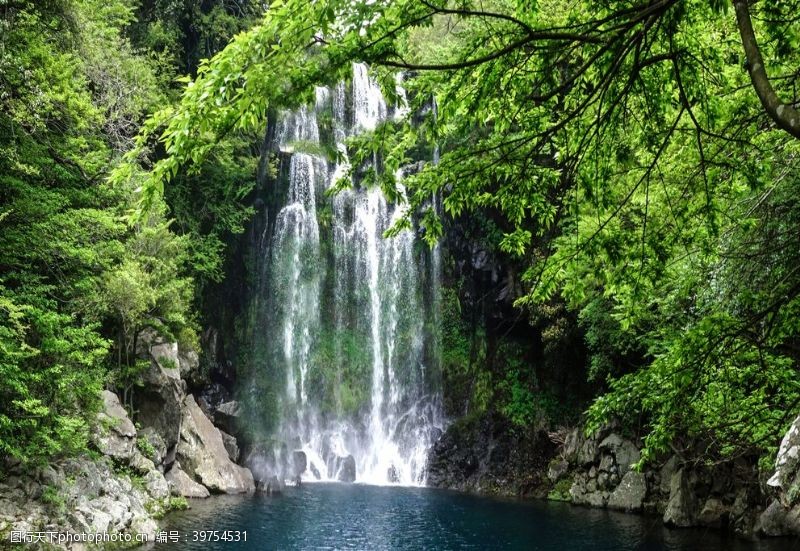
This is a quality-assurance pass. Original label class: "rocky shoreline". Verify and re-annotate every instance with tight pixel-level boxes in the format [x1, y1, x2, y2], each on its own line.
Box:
[4, 328, 800, 548]
[0, 330, 256, 549]
[426, 411, 800, 540]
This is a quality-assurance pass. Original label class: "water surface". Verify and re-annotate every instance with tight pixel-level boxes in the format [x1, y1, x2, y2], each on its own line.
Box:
[150, 483, 798, 550]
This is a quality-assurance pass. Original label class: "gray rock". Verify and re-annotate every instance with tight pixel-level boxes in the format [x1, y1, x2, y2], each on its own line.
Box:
[139, 427, 167, 467]
[598, 453, 615, 473]
[608, 471, 647, 512]
[136, 359, 186, 453]
[177, 395, 255, 494]
[144, 470, 170, 500]
[768, 415, 800, 505]
[784, 504, 800, 535]
[569, 474, 590, 505]
[597, 471, 610, 491]
[587, 491, 608, 508]
[135, 326, 165, 357]
[757, 500, 789, 536]
[93, 390, 137, 460]
[599, 434, 640, 476]
[663, 468, 697, 527]
[220, 430, 240, 463]
[563, 429, 582, 463]
[335, 455, 357, 483]
[166, 463, 210, 498]
[100, 390, 136, 437]
[659, 456, 678, 495]
[547, 459, 569, 482]
[89, 509, 112, 534]
[698, 497, 728, 527]
[598, 433, 624, 450]
[577, 434, 600, 466]
[214, 400, 241, 435]
[293, 450, 308, 477]
[131, 515, 159, 542]
[151, 342, 180, 373]
[129, 451, 158, 474]
[178, 348, 200, 378]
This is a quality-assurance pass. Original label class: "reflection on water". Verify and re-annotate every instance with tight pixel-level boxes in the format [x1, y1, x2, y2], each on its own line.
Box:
[149, 484, 797, 550]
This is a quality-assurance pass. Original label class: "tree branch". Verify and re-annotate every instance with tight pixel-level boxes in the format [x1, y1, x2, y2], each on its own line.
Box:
[732, 0, 800, 139]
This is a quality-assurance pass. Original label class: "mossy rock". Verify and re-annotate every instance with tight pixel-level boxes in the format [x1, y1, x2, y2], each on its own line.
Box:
[548, 476, 574, 502]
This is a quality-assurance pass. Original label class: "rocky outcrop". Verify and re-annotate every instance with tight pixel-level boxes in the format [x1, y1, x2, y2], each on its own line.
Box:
[214, 400, 242, 436]
[430, 414, 800, 540]
[93, 390, 138, 461]
[176, 395, 255, 494]
[0, 326, 258, 548]
[0, 458, 164, 544]
[557, 427, 769, 536]
[756, 413, 800, 536]
[563, 428, 642, 509]
[426, 411, 557, 497]
[136, 347, 186, 459]
[220, 430, 240, 462]
[0, 392, 180, 546]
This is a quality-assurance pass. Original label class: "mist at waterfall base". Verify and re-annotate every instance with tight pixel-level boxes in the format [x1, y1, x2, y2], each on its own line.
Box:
[244, 63, 443, 487]
[155, 485, 792, 551]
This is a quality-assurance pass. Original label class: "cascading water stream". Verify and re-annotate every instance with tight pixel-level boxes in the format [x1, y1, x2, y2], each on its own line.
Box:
[255, 63, 443, 486]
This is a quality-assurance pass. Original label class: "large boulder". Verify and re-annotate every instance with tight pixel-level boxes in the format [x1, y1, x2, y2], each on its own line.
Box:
[607, 471, 647, 512]
[214, 400, 242, 435]
[598, 434, 640, 476]
[165, 462, 210, 499]
[658, 456, 679, 495]
[178, 348, 201, 381]
[334, 455, 356, 483]
[177, 395, 255, 494]
[663, 468, 697, 527]
[219, 430, 240, 463]
[754, 413, 800, 536]
[757, 500, 790, 536]
[143, 470, 170, 500]
[547, 458, 569, 482]
[135, 357, 186, 456]
[93, 390, 137, 461]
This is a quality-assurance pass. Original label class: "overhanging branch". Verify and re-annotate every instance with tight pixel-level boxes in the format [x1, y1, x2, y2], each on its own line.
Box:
[733, 0, 800, 139]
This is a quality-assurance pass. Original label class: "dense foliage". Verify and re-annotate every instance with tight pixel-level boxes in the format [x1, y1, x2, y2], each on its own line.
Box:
[117, 0, 800, 469]
[3, 0, 799, 475]
[0, 0, 257, 465]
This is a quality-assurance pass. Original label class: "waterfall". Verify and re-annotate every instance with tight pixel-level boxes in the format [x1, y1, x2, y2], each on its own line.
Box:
[255, 63, 443, 486]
